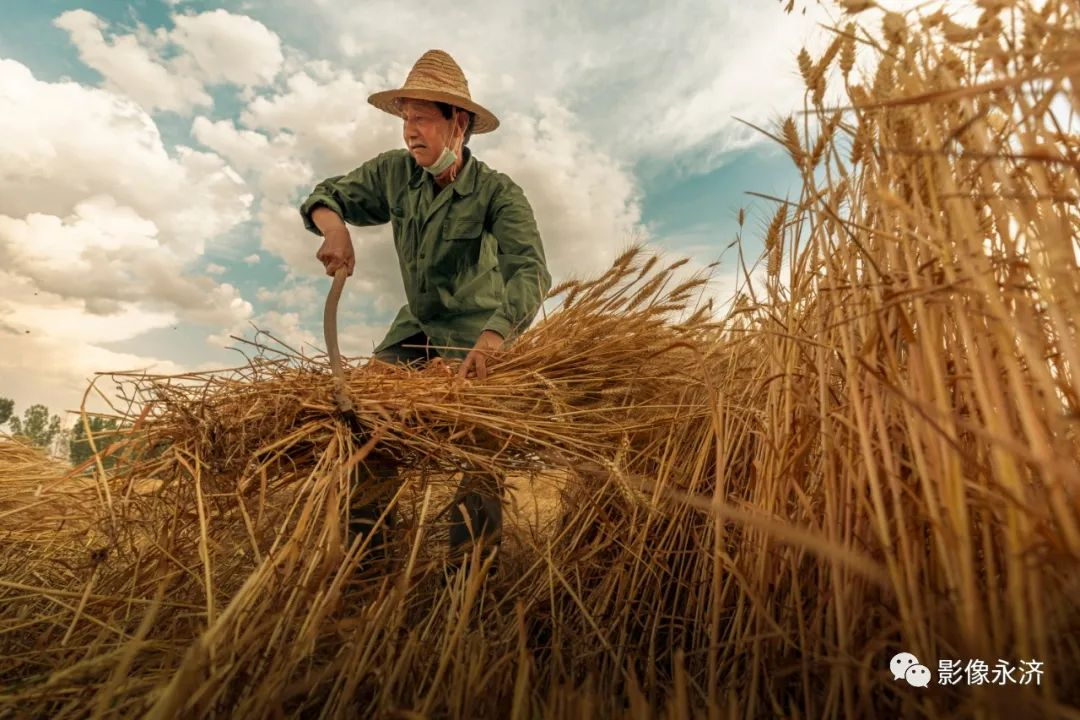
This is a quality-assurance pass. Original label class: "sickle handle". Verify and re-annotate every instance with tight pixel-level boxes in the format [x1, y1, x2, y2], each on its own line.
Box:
[323, 266, 356, 417]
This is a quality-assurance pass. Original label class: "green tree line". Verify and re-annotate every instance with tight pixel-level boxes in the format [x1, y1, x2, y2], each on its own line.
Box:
[1, 395, 122, 468]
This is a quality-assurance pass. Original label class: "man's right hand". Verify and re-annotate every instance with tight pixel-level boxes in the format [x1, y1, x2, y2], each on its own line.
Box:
[312, 207, 355, 276]
[316, 230, 355, 276]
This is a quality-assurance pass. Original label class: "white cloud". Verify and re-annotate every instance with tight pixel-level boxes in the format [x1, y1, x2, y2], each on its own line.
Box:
[170, 9, 284, 87]
[337, 321, 394, 358]
[479, 97, 643, 276]
[244, 253, 261, 265]
[165, 147, 255, 254]
[0, 197, 253, 328]
[210, 309, 316, 353]
[6, 295, 174, 346]
[53, 9, 211, 114]
[257, 200, 322, 274]
[205, 263, 226, 275]
[317, 0, 842, 177]
[0, 59, 253, 254]
[191, 117, 313, 199]
[256, 282, 318, 308]
[240, 66, 401, 165]
[0, 59, 256, 422]
[0, 269, 187, 420]
[54, 8, 283, 116]
[314, 0, 979, 179]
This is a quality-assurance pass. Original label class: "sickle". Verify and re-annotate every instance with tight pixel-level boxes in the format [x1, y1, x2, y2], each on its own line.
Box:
[323, 266, 364, 435]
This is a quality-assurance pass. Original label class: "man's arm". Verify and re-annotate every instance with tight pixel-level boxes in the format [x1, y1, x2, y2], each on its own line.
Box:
[300, 152, 395, 276]
[481, 179, 553, 340]
[311, 206, 348, 235]
[299, 152, 393, 235]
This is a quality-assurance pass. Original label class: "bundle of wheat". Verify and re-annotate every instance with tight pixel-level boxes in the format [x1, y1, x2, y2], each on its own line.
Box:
[0, 434, 78, 528]
[1, 0, 1078, 717]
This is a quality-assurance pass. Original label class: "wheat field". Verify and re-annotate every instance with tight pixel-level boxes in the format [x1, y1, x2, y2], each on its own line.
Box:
[1, 1, 1079, 717]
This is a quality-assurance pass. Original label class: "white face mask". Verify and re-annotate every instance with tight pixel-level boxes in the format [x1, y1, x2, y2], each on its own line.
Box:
[424, 145, 457, 176]
[423, 107, 460, 176]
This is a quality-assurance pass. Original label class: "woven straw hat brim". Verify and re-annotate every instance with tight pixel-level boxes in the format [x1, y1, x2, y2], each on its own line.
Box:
[368, 88, 499, 134]
[367, 49, 499, 134]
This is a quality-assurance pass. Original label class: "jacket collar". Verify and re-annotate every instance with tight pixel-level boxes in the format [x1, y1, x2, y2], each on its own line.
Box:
[408, 146, 477, 197]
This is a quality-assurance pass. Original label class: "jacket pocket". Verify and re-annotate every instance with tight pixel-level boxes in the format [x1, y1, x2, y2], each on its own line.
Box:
[448, 224, 500, 310]
[445, 219, 483, 239]
[445, 219, 484, 262]
[434, 219, 484, 278]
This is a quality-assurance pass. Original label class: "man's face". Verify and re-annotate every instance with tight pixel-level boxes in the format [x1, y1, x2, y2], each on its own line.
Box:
[399, 99, 460, 167]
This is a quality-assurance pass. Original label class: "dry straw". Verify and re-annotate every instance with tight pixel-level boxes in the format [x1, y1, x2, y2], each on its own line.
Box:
[2, 0, 1079, 717]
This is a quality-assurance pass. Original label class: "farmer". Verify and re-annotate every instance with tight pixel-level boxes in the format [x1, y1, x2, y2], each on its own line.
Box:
[299, 49, 552, 575]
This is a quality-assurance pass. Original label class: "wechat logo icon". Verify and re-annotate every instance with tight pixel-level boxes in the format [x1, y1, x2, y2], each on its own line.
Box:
[891, 652, 932, 687]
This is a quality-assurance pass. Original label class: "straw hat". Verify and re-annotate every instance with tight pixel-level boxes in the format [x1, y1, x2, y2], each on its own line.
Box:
[367, 49, 499, 134]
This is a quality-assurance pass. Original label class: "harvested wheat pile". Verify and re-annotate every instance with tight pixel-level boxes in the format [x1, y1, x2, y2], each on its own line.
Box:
[0, 435, 77, 526]
[0, 434, 68, 487]
[1, 1, 1079, 717]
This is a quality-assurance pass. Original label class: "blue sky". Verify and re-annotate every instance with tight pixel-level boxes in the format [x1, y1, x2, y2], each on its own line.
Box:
[0, 0, 842, 421]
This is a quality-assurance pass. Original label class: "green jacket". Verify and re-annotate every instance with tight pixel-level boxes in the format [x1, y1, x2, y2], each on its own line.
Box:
[300, 147, 552, 359]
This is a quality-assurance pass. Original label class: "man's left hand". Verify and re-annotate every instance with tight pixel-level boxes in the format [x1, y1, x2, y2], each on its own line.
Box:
[458, 330, 505, 380]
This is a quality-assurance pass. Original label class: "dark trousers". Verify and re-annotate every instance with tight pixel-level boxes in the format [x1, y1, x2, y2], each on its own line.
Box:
[349, 332, 504, 566]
